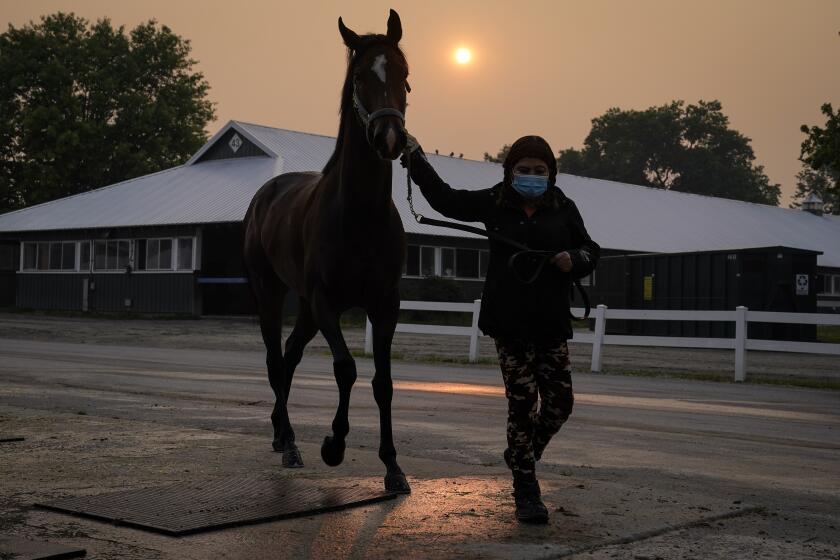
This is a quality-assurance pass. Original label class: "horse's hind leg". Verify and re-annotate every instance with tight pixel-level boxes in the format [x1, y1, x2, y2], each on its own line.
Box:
[254, 276, 303, 468]
[309, 285, 356, 467]
[283, 298, 319, 398]
[368, 288, 410, 494]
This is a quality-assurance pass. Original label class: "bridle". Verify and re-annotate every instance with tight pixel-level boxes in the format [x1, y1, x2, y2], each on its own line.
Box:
[352, 86, 406, 144]
[350, 55, 410, 144]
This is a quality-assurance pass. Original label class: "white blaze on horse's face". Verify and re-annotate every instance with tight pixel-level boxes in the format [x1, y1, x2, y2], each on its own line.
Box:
[372, 54, 387, 84]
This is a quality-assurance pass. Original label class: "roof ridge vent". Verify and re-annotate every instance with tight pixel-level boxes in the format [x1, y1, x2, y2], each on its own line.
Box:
[802, 192, 824, 216]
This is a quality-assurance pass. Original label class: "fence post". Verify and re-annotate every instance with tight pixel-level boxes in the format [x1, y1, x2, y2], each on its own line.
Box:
[364, 316, 373, 356]
[590, 304, 607, 373]
[734, 306, 747, 382]
[468, 299, 481, 363]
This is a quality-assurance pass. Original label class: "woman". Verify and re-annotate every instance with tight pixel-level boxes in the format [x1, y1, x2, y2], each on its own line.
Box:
[402, 135, 600, 524]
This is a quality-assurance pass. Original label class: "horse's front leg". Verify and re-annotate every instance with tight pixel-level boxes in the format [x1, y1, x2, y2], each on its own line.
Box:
[310, 285, 356, 467]
[368, 290, 410, 494]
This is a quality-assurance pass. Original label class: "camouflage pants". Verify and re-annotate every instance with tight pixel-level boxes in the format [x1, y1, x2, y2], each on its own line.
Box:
[494, 337, 574, 481]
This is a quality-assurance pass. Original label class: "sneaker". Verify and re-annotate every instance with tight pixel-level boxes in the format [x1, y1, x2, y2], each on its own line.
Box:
[513, 480, 549, 524]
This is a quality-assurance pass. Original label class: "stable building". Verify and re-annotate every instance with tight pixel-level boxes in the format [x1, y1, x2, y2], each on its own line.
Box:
[0, 120, 838, 316]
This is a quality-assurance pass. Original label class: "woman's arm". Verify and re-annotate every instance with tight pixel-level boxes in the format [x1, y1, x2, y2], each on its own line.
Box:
[407, 149, 492, 223]
[565, 200, 600, 280]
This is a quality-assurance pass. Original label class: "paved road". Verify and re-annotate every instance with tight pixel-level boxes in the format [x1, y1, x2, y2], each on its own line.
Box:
[1, 337, 839, 559]
[1, 312, 837, 382]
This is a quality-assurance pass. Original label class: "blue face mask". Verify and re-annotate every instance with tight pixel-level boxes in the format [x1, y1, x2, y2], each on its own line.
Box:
[512, 174, 549, 198]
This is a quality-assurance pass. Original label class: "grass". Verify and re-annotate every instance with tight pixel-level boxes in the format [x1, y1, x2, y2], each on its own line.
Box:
[817, 325, 840, 343]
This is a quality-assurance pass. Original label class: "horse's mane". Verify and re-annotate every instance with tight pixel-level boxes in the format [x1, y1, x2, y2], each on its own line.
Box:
[322, 35, 408, 176]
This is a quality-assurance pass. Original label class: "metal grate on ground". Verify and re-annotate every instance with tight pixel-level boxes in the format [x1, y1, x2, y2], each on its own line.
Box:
[0, 536, 86, 560]
[35, 475, 398, 536]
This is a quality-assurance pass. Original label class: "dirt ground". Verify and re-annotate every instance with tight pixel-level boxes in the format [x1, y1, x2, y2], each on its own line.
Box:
[0, 312, 838, 559]
[1, 394, 837, 560]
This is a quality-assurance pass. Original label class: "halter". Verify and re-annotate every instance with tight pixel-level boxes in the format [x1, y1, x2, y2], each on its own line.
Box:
[352, 78, 407, 144]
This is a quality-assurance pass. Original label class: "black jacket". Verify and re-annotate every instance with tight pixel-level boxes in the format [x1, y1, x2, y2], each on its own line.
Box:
[409, 151, 600, 341]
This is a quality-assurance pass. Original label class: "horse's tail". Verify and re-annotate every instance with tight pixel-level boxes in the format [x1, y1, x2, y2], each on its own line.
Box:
[242, 192, 264, 307]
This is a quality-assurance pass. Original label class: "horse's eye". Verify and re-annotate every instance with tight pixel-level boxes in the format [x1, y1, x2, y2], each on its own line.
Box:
[405, 81, 411, 93]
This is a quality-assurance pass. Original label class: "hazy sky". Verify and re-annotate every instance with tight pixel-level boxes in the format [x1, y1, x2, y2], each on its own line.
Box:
[3, 0, 839, 205]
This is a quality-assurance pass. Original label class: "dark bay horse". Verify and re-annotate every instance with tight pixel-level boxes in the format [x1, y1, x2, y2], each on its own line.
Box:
[243, 10, 410, 493]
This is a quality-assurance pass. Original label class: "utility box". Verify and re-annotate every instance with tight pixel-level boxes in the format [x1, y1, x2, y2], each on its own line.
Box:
[589, 246, 821, 341]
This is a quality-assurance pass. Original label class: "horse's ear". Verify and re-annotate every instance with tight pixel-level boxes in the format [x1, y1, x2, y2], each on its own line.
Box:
[338, 17, 362, 50]
[386, 9, 402, 44]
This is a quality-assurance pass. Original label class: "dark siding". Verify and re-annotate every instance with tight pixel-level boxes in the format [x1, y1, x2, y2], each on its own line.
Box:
[0, 242, 18, 306]
[588, 247, 819, 341]
[17, 274, 85, 310]
[195, 129, 269, 163]
[17, 273, 196, 314]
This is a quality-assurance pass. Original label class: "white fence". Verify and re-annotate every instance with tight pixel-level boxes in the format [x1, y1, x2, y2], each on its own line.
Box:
[363, 300, 840, 381]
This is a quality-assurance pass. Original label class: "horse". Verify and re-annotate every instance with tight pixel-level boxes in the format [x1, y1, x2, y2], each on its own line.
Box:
[243, 10, 411, 494]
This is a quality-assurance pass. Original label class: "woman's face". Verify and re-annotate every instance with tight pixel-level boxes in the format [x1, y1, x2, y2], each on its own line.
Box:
[513, 157, 549, 177]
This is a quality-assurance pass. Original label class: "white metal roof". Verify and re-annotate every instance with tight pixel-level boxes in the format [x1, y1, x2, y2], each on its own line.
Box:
[1, 120, 838, 268]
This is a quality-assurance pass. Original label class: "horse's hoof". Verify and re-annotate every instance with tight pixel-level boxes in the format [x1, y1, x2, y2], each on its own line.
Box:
[282, 445, 304, 468]
[384, 472, 411, 494]
[320, 436, 345, 467]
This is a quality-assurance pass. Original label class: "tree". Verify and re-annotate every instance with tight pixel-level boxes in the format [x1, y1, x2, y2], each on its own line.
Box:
[799, 102, 840, 215]
[483, 144, 510, 164]
[0, 13, 215, 213]
[552, 100, 780, 205]
[790, 166, 839, 214]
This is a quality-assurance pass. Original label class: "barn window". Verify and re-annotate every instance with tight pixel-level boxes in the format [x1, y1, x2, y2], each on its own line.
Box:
[94, 241, 106, 269]
[177, 238, 194, 270]
[479, 250, 490, 278]
[20, 241, 80, 272]
[145, 239, 173, 270]
[420, 247, 435, 276]
[404, 245, 436, 277]
[49, 243, 62, 270]
[456, 248, 479, 278]
[136, 237, 194, 272]
[80, 242, 91, 272]
[37, 242, 49, 270]
[93, 240, 131, 271]
[824, 274, 840, 295]
[405, 245, 420, 276]
[61, 242, 76, 270]
[22, 243, 37, 270]
[440, 248, 455, 277]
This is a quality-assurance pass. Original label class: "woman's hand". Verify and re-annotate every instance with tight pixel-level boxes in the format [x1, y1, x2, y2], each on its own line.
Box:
[399, 132, 421, 168]
[551, 251, 572, 272]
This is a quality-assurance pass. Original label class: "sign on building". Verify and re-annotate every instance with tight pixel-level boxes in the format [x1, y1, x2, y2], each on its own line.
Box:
[796, 274, 809, 296]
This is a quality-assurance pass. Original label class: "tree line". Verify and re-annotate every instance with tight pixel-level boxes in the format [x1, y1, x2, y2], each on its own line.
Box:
[486, 95, 840, 214]
[486, 28, 840, 215]
[1, 14, 837, 215]
[0, 13, 215, 213]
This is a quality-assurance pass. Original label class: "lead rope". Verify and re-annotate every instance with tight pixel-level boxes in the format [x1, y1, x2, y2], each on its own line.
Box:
[402, 148, 590, 320]
[404, 147, 423, 224]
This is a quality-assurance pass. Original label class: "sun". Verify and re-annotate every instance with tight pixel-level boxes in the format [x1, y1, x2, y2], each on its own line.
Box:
[454, 47, 472, 65]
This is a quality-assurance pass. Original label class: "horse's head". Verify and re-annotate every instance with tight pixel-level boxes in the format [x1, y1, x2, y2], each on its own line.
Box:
[338, 9, 409, 160]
